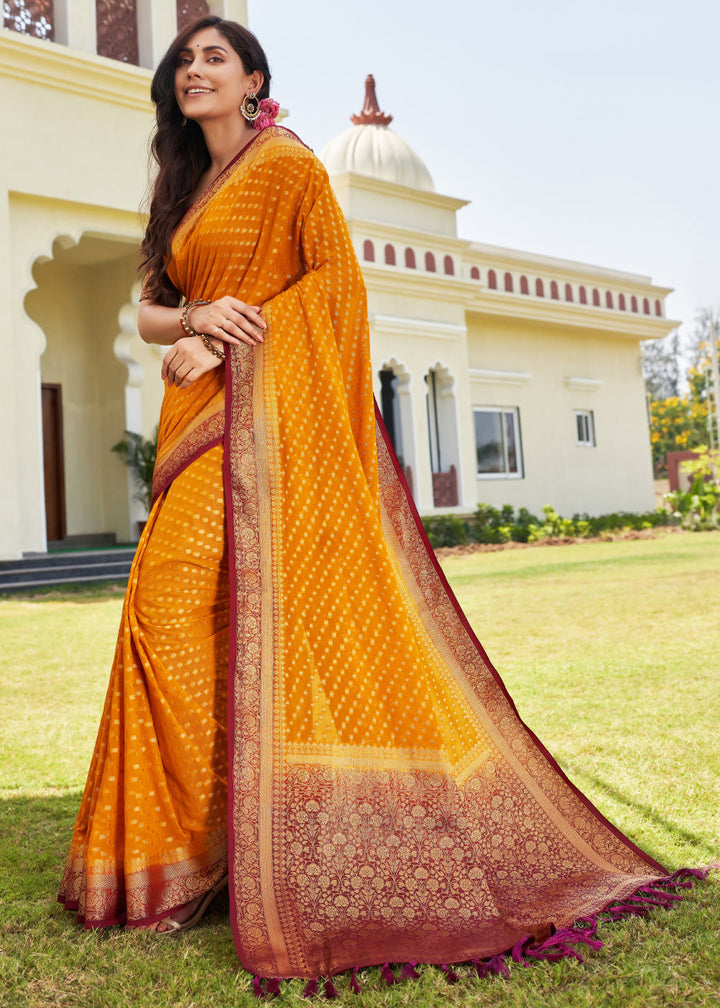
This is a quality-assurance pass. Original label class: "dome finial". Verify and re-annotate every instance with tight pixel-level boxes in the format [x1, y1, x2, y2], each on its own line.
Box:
[351, 74, 393, 127]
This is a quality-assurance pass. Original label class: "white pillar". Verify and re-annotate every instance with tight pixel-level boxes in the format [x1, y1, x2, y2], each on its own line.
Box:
[137, 0, 178, 70]
[53, 0, 97, 55]
[114, 289, 146, 538]
[209, 0, 248, 24]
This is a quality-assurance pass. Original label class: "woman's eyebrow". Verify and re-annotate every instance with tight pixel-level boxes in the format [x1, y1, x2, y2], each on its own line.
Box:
[178, 44, 229, 55]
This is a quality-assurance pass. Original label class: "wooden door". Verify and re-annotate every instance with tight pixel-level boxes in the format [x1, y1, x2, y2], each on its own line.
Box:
[41, 384, 66, 542]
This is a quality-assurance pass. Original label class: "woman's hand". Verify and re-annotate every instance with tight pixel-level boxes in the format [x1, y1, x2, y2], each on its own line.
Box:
[186, 296, 266, 347]
[161, 337, 222, 390]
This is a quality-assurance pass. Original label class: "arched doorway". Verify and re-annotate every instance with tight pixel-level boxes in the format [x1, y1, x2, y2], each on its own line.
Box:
[378, 358, 416, 496]
[24, 233, 160, 546]
[425, 363, 460, 507]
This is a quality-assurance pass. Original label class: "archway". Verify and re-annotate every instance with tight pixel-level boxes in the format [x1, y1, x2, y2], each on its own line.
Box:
[378, 358, 416, 497]
[24, 232, 157, 545]
[424, 363, 460, 507]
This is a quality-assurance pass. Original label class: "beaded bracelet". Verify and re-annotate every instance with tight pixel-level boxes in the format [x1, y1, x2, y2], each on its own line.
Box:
[180, 298, 209, 338]
[180, 299, 226, 362]
[200, 332, 226, 362]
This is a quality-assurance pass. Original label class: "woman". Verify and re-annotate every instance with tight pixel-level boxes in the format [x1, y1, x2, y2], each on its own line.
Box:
[59, 15, 705, 986]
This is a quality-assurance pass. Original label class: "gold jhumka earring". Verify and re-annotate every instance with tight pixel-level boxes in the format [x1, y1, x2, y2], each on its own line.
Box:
[240, 92, 260, 122]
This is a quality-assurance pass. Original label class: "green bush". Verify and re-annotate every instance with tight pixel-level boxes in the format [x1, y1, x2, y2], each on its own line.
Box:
[663, 447, 720, 531]
[422, 514, 469, 548]
[111, 427, 159, 514]
[421, 503, 677, 548]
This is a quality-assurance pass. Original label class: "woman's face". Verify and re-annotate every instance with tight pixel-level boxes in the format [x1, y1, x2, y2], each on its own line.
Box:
[174, 27, 260, 125]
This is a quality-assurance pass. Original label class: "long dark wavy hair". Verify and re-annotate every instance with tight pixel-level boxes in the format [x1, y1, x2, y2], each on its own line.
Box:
[141, 16, 272, 305]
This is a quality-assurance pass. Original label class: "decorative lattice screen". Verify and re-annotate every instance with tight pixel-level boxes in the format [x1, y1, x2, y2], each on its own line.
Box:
[96, 0, 139, 65]
[176, 0, 210, 32]
[3, 0, 54, 41]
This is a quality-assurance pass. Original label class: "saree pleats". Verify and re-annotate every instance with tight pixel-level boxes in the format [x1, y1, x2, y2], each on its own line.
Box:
[58, 445, 229, 926]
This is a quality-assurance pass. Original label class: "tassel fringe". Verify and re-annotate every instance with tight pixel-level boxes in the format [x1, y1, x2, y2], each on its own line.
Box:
[256, 866, 714, 998]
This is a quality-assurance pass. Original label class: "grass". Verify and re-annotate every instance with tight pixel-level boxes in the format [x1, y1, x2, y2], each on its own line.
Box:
[1, 532, 718, 1007]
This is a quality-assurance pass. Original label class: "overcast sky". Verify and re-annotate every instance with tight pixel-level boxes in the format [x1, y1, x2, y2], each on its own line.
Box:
[249, 0, 719, 341]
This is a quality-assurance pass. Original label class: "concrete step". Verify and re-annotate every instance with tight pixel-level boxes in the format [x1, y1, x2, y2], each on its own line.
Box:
[0, 548, 136, 593]
[12, 549, 136, 570]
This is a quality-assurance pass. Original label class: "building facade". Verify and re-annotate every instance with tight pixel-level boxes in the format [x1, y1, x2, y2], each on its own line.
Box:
[0, 6, 673, 560]
[324, 79, 674, 517]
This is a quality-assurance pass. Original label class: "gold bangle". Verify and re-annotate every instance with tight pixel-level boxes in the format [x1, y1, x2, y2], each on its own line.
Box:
[180, 299, 210, 339]
[200, 332, 226, 362]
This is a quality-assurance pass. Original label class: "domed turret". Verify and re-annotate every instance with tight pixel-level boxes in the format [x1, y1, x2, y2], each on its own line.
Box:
[321, 75, 435, 193]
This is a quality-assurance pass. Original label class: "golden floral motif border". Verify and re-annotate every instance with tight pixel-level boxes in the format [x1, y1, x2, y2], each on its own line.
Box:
[152, 407, 223, 503]
[226, 339, 279, 975]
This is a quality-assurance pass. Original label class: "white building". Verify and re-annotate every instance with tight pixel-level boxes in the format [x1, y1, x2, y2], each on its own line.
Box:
[324, 76, 674, 516]
[0, 4, 673, 561]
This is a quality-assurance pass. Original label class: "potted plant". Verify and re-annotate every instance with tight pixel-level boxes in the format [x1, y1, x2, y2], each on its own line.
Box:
[111, 426, 159, 535]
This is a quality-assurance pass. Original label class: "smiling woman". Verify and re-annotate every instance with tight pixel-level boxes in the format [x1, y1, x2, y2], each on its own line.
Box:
[56, 12, 709, 994]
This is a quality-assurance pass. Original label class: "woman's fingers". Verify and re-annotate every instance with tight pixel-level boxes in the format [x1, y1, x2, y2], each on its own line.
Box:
[162, 336, 223, 388]
[189, 299, 266, 345]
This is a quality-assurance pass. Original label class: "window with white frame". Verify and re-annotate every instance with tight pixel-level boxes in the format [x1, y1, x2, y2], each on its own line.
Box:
[473, 407, 523, 477]
[575, 410, 596, 446]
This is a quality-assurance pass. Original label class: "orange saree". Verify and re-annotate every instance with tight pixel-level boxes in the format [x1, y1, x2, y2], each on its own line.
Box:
[60, 127, 706, 980]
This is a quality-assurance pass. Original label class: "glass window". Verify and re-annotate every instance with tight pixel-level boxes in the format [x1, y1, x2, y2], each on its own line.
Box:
[473, 408, 523, 477]
[575, 410, 596, 447]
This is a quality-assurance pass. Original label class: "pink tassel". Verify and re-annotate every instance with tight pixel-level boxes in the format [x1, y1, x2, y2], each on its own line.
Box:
[440, 963, 459, 983]
[665, 866, 714, 883]
[400, 962, 420, 980]
[511, 938, 529, 964]
[323, 978, 339, 999]
[486, 954, 511, 979]
[252, 976, 266, 998]
[473, 954, 511, 978]
[380, 962, 396, 985]
[302, 979, 318, 998]
[349, 968, 361, 994]
[266, 978, 281, 996]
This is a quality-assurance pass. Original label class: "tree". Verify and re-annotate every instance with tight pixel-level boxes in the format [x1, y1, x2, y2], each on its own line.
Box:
[641, 329, 681, 400]
[646, 310, 719, 477]
[649, 396, 708, 477]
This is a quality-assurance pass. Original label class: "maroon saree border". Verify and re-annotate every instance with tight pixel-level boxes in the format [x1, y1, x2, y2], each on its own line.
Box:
[152, 434, 223, 505]
[223, 346, 246, 967]
[373, 400, 667, 878]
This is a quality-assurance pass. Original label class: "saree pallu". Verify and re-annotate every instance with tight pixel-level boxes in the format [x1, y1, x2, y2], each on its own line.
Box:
[61, 126, 698, 972]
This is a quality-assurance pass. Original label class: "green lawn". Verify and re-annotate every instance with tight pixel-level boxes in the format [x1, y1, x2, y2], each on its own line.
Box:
[1, 533, 718, 1008]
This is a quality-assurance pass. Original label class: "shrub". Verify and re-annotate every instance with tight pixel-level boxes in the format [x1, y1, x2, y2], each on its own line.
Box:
[422, 514, 468, 548]
[111, 427, 159, 514]
[421, 503, 678, 548]
[663, 446, 720, 531]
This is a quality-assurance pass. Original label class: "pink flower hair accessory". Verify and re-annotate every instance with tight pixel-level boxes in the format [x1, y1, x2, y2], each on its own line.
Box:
[254, 98, 280, 131]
